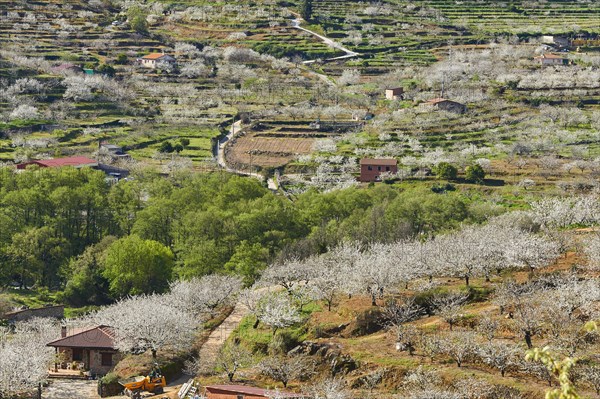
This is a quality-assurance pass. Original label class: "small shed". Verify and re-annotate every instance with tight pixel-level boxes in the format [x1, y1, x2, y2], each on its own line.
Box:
[541, 36, 571, 48]
[2, 305, 64, 323]
[385, 87, 404, 100]
[423, 98, 467, 114]
[359, 158, 398, 182]
[534, 53, 568, 66]
[139, 53, 176, 69]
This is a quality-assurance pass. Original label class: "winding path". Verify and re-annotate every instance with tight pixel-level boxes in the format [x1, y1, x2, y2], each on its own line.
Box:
[197, 303, 249, 371]
[216, 16, 359, 187]
[290, 17, 359, 64]
[217, 120, 278, 191]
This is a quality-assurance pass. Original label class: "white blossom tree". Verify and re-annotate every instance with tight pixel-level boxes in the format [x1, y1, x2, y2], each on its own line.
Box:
[257, 292, 302, 334]
[0, 318, 57, 397]
[94, 294, 198, 359]
[168, 275, 242, 318]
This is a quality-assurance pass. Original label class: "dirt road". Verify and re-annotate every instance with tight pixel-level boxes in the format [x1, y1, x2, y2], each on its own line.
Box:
[197, 302, 249, 371]
[290, 18, 359, 64]
[217, 120, 278, 190]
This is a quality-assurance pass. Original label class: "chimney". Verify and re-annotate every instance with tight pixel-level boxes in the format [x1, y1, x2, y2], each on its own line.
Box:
[61, 326, 67, 338]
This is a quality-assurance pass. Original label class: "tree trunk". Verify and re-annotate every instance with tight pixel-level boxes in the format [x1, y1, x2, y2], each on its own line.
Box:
[524, 330, 532, 349]
[449, 322, 453, 331]
[328, 301, 332, 312]
[501, 369, 505, 377]
[371, 293, 377, 306]
[456, 359, 461, 367]
[151, 349, 157, 359]
[253, 318, 260, 329]
[465, 274, 469, 286]
[228, 373, 234, 382]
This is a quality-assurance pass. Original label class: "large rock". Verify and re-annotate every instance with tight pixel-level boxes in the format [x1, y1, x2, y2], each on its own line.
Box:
[289, 341, 358, 375]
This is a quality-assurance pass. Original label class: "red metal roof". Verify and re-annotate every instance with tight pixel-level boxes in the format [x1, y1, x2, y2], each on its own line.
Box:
[19, 156, 98, 168]
[205, 385, 304, 398]
[47, 326, 116, 350]
[360, 158, 398, 166]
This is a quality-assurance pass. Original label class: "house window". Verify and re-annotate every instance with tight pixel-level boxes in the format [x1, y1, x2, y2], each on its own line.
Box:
[367, 166, 372, 171]
[72, 348, 83, 361]
[377, 166, 381, 171]
[101, 353, 113, 367]
[386, 166, 390, 171]
[237, 395, 244, 399]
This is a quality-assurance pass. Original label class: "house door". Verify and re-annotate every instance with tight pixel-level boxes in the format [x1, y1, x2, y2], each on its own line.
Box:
[85, 350, 91, 370]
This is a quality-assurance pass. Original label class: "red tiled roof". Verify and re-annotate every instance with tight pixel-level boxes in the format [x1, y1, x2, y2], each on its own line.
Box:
[360, 158, 398, 166]
[205, 385, 304, 398]
[47, 326, 116, 350]
[141, 53, 170, 60]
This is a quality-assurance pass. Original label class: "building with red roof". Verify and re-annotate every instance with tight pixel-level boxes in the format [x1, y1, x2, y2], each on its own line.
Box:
[204, 385, 306, 399]
[359, 158, 398, 182]
[16, 156, 98, 170]
[534, 53, 568, 66]
[139, 52, 176, 69]
[47, 325, 121, 375]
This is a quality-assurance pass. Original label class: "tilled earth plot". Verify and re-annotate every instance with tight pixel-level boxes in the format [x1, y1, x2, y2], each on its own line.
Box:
[43, 379, 100, 399]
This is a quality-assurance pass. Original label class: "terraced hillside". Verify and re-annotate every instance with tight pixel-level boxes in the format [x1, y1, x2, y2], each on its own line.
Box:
[225, 119, 362, 171]
[0, 0, 323, 166]
[292, 0, 600, 76]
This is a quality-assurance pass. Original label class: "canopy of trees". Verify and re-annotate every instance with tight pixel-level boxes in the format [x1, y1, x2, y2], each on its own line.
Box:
[0, 167, 479, 303]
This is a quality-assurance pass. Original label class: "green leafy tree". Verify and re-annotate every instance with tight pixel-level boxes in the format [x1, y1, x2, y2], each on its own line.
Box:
[224, 240, 269, 285]
[159, 141, 174, 153]
[173, 143, 184, 153]
[96, 64, 116, 77]
[115, 53, 128, 65]
[128, 6, 148, 34]
[301, 0, 313, 21]
[102, 235, 174, 297]
[465, 164, 486, 183]
[179, 138, 190, 147]
[6, 226, 69, 288]
[62, 236, 115, 306]
[435, 162, 458, 180]
[131, 198, 176, 247]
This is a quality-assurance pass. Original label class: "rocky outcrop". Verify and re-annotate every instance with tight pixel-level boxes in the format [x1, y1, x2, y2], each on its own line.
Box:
[289, 341, 358, 375]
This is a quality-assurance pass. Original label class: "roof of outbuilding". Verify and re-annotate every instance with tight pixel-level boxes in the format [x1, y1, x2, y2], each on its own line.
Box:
[47, 325, 116, 349]
[360, 158, 398, 166]
[3, 305, 64, 318]
[535, 53, 566, 59]
[34, 156, 98, 168]
[426, 98, 449, 104]
[205, 385, 305, 398]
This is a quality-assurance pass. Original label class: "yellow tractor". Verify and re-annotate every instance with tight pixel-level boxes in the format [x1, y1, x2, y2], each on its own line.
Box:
[119, 366, 166, 398]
